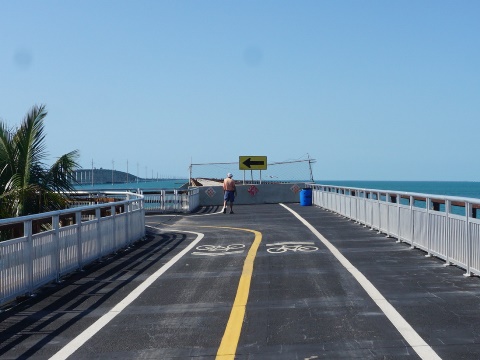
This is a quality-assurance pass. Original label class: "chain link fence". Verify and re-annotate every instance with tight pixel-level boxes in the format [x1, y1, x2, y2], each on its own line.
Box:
[189, 158, 316, 186]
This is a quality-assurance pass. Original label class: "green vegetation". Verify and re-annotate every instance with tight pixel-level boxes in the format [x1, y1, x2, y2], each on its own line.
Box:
[0, 105, 79, 219]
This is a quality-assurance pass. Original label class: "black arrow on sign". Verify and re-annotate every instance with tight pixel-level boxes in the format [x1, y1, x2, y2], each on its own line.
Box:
[243, 158, 265, 168]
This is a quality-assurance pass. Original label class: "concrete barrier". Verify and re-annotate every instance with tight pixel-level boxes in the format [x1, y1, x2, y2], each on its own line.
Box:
[193, 183, 306, 206]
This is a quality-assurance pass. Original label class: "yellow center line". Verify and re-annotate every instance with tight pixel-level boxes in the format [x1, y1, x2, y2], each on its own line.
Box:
[200, 226, 262, 360]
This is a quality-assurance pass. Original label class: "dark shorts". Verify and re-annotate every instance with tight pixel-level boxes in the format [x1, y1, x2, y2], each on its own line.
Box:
[224, 190, 235, 202]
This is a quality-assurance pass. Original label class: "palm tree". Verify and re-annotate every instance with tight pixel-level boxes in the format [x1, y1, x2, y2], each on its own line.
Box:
[0, 105, 79, 218]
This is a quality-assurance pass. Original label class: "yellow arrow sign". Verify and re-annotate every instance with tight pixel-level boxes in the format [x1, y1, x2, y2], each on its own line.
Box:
[239, 156, 267, 170]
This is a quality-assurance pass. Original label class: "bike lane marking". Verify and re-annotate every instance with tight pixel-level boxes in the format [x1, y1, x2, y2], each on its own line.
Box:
[192, 244, 246, 256]
[280, 203, 441, 360]
[49, 228, 204, 360]
[266, 241, 319, 253]
[198, 226, 262, 360]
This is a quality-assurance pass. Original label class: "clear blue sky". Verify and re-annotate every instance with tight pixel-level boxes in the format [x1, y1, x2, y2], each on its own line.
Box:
[1, 1, 479, 180]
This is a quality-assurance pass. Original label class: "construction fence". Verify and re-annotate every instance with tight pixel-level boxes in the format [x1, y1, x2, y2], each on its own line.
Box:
[189, 158, 316, 186]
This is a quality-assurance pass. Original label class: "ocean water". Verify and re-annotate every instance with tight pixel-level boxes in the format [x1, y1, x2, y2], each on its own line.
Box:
[317, 181, 480, 199]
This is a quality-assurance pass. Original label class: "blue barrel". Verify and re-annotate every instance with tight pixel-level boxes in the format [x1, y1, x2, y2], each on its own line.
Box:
[300, 188, 312, 206]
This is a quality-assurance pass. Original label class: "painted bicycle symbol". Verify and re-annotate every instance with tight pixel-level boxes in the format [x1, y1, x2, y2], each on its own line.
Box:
[266, 242, 318, 254]
[192, 244, 245, 256]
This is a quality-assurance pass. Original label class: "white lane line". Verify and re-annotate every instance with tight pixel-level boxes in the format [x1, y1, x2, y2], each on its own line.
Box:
[50, 228, 204, 360]
[280, 203, 441, 360]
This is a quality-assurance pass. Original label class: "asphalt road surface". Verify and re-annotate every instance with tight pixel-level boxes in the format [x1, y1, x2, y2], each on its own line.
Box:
[2, 204, 480, 359]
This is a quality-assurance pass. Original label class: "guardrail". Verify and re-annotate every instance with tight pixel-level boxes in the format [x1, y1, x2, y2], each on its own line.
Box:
[72, 188, 200, 214]
[309, 184, 480, 277]
[0, 192, 145, 307]
[142, 188, 200, 213]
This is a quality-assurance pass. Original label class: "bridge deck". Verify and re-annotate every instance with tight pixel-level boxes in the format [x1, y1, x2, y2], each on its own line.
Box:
[1, 204, 480, 359]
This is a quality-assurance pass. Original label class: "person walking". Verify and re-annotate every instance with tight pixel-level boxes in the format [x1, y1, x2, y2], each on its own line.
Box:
[223, 172, 237, 214]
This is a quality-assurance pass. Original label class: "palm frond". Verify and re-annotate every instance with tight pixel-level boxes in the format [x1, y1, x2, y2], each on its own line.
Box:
[0, 122, 17, 190]
[44, 150, 80, 193]
[0, 105, 80, 218]
[14, 105, 48, 189]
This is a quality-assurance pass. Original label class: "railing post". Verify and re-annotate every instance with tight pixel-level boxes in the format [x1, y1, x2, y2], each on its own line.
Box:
[444, 199, 451, 266]
[174, 190, 179, 212]
[76, 211, 83, 270]
[386, 193, 390, 238]
[363, 191, 368, 227]
[395, 194, 402, 243]
[410, 195, 415, 249]
[161, 190, 165, 212]
[53, 214, 60, 282]
[24, 220, 34, 295]
[425, 198, 432, 257]
[377, 192, 381, 234]
[356, 191, 360, 223]
[464, 201, 472, 277]
[350, 190, 360, 224]
[327, 186, 329, 209]
[126, 202, 131, 245]
[323, 187, 326, 209]
[348, 190, 352, 221]
[369, 191, 373, 230]
[352, 190, 356, 221]
[396, 194, 402, 243]
[336, 188, 340, 213]
[111, 205, 117, 249]
[96, 208, 102, 257]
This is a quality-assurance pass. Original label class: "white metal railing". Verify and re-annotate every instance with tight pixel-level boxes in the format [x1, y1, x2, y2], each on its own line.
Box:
[142, 188, 200, 213]
[309, 184, 480, 277]
[74, 188, 200, 214]
[0, 192, 145, 307]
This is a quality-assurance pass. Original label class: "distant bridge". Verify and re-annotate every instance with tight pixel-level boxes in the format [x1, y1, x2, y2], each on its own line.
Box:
[73, 169, 142, 184]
